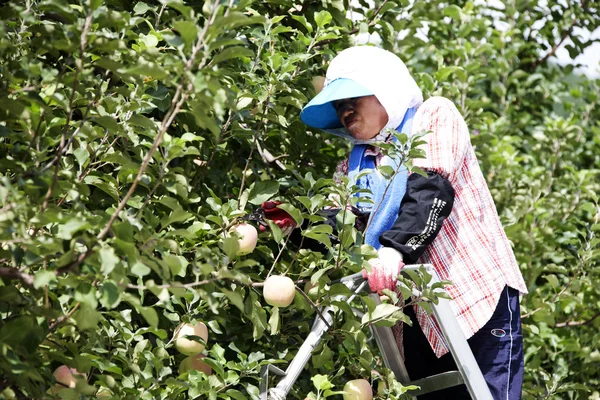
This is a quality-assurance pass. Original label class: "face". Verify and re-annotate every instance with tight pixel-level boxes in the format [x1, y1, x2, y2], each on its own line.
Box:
[333, 95, 388, 141]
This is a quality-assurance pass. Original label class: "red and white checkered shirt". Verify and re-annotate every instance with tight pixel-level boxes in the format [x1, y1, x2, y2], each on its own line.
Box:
[336, 96, 528, 357]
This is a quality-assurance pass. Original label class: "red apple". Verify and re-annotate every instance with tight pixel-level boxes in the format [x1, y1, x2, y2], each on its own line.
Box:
[179, 354, 212, 375]
[174, 321, 208, 355]
[263, 275, 296, 307]
[229, 223, 258, 255]
[343, 379, 373, 400]
[51, 365, 87, 393]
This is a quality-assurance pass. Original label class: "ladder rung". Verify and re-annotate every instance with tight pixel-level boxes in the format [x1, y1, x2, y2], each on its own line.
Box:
[409, 371, 464, 396]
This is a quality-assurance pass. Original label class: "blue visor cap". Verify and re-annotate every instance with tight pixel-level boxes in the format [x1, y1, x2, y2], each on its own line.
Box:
[300, 78, 374, 129]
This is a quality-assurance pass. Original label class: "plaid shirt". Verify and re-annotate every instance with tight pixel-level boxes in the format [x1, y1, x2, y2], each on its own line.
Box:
[336, 96, 528, 357]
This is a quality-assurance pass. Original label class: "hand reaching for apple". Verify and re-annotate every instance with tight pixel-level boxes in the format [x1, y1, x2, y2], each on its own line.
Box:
[362, 247, 405, 294]
[259, 201, 296, 234]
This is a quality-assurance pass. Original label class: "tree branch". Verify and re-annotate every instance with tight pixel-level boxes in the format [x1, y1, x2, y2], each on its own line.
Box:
[531, 1, 587, 69]
[555, 310, 600, 328]
[0, 266, 34, 287]
[97, 2, 219, 241]
[48, 302, 81, 332]
[296, 286, 332, 329]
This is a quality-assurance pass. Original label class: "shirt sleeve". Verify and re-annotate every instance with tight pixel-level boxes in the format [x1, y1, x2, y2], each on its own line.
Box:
[411, 97, 471, 182]
[379, 171, 455, 263]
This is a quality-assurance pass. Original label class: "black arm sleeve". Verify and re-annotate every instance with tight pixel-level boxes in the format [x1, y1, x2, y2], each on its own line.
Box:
[379, 171, 455, 263]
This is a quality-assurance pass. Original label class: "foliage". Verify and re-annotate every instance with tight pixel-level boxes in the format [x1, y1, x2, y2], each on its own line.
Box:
[0, 0, 599, 399]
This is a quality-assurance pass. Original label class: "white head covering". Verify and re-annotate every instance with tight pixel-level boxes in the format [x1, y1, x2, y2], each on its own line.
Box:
[320, 46, 423, 143]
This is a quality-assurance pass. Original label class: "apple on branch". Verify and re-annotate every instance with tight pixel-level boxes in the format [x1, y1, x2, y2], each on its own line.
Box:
[343, 379, 373, 400]
[51, 365, 87, 394]
[173, 321, 209, 355]
[229, 223, 258, 255]
[263, 275, 296, 308]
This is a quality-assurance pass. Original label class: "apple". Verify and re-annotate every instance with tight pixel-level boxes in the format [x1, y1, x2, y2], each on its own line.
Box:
[312, 76, 326, 94]
[179, 354, 212, 375]
[174, 321, 209, 355]
[263, 275, 296, 307]
[51, 365, 87, 394]
[229, 223, 258, 255]
[343, 379, 373, 400]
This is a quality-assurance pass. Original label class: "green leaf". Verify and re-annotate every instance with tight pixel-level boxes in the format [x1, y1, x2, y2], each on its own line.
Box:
[247, 180, 280, 205]
[85, 175, 119, 201]
[276, 203, 303, 226]
[173, 20, 198, 44]
[443, 5, 462, 20]
[545, 274, 559, 288]
[122, 60, 168, 79]
[222, 288, 245, 312]
[131, 261, 151, 277]
[141, 306, 159, 328]
[0, 316, 44, 353]
[436, 66, 458, 81]
[160, 208, 193, 228]
[163, 254, 188, 277]
[222, 235, 240, 259]
[410, 165, 428, 178]
[99, 246, 119, 275]
[302, 224, 333, 248]
[311, 374, 333, 391]
[73, 147, 89, 166]
[100, 281, 121, 309]
[291, 15, 313, 33]
[245, 293, 267, 340]
[212, 46, 254, 64]
[314, 11, 332, 28]
[56, 218, 92, 240]
[361, 303, 403, 326]
[133, 2, 152, 14]
[268, 305, 280, 335]
[33, 270, 56, 289]
[74, 305, 102, 330]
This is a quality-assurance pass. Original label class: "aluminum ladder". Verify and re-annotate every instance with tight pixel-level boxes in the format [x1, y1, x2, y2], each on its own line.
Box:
[260, 264, 494, 400]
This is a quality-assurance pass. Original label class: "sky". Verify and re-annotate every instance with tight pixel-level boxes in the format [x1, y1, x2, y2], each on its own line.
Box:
[555, 27, 600, 78]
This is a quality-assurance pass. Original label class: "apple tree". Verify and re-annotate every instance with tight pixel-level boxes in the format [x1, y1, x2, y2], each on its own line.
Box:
[0, 0, 599, 399]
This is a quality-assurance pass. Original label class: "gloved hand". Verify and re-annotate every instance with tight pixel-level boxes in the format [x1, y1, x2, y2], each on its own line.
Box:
[362, 247, 405, 294]
[260, 201, 296, 234]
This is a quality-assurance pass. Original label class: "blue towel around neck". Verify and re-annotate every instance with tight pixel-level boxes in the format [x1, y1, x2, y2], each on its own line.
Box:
[347, 107, 417, 249]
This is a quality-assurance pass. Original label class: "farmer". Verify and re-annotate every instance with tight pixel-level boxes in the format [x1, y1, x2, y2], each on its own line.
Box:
[263, 45, 528, 399]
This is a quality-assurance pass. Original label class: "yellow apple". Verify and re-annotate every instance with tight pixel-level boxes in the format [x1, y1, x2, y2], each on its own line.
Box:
[174, 321, 208, 355]
[343, 379, 373, 400]
[263, 275, 296, 307]
[179, 354, 212, 375]
[229, 223, 258, 255]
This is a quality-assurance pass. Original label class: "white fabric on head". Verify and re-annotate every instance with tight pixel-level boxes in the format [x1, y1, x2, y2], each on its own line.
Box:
[323, 46, 423, 144]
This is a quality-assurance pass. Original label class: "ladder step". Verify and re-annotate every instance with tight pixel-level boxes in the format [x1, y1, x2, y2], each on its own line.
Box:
[409, 371, 465, 396]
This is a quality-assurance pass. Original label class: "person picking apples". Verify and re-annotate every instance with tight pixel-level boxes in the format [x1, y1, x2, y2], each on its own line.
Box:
[294, 46, 528, 400]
